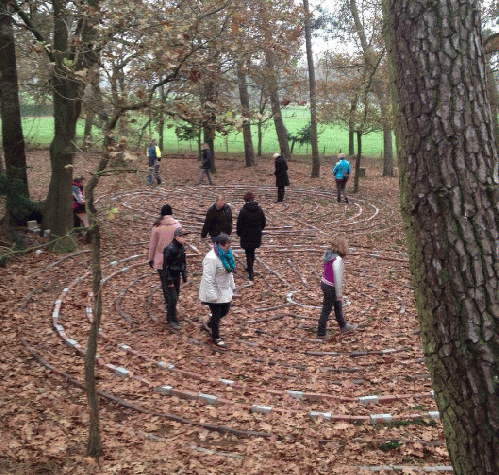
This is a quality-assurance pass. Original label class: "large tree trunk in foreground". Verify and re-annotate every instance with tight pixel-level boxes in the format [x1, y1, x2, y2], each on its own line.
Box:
[0, 0, 29, 225]
[384, 1, 499, 474]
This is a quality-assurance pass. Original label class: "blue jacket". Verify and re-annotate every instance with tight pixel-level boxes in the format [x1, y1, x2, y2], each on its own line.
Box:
[148, 144, 160, 167]
[333, 158, 350, 180]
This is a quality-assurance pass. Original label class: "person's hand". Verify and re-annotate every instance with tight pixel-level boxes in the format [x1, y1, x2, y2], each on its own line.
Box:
[149, 261, 154, 268]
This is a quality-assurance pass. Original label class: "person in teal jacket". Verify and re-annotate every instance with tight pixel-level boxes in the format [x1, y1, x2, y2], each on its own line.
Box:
[332, 153, 350, 203]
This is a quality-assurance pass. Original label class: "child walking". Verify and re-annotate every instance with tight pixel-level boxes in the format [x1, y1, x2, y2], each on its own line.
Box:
[317, 236, 357, 338]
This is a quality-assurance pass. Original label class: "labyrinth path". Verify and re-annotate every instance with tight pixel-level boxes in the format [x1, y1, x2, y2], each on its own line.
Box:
[19, 179, 453, 473]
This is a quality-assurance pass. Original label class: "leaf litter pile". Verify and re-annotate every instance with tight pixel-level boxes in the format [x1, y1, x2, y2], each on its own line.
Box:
[0, 151, 452, 474]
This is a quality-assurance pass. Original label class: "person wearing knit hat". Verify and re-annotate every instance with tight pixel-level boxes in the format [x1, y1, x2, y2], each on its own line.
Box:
[162, 227, 190, 329]
[148, 204, 181, 322]
[273, 152, 290, 202]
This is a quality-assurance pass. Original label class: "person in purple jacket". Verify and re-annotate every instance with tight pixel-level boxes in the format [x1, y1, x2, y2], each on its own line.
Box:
[316, 236, 357, 338]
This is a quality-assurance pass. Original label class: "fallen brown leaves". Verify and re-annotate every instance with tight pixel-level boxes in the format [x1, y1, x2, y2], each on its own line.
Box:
[0, 151, 451, 474]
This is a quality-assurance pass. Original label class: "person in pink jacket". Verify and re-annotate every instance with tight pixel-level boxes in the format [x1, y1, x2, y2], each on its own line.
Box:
[148, 204, 181, 317]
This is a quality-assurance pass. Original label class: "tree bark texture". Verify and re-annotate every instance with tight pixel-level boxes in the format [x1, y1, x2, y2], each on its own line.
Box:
[303, 0, 320, 178]
[83, 127, 114, 458]
[348, 99, 356, 156]
[0, 0, 29, 224]
[383, 1, 499, 474]
[353, 130, 362, 193]
[265, 49, 291, 159]
[236, 60, 256, 167]
[382, 121, 394, 176]
[42, 0, 99, 245]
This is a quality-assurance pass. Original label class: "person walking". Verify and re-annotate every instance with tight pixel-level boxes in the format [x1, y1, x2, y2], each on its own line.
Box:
[332, 153, 350, 203]
[162, 227, 190, 329]
[148, 204, 181, 318]
[198, 142, 213, 185]
[316, 236, 357, 338]
[273, 152, 290, 202]
[199, 233, 236, 348]
[72, 176, 89, 227]
[201, 194, 232, 242]
[236, 191, 266, 281]
[147, 138, 162, 185]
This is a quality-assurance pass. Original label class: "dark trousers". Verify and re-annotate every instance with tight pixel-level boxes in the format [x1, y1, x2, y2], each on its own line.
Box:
[158, 271, 180, 323]
[207, 302, 231, 341]
[244, 248, 256, 279]
[317, 281, 345, 336]
[277, 186, 285, 202]
[199, 168, 213, 185]
[335, 178, 348, 202]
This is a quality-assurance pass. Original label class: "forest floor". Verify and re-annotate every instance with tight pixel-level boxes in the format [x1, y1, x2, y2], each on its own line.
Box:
[0, 150, 452, 474]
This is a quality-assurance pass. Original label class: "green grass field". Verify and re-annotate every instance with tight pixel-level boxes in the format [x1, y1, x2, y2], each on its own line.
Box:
[9, 107, 393, 158]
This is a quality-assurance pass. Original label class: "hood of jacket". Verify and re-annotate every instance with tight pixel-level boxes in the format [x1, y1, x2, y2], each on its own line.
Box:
[243, 201, 260, 212]
[323, 250, 338, 263]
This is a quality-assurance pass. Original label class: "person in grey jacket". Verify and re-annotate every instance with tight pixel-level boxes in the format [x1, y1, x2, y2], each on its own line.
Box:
[316, 236, 357, 338]
[199, 233, 236, 348]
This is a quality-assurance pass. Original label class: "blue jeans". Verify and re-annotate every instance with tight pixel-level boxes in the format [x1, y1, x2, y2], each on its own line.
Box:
[317, 281, 345, 336]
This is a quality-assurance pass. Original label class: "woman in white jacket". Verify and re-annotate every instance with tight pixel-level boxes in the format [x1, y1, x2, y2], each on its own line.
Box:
[199, 233, 236, 347]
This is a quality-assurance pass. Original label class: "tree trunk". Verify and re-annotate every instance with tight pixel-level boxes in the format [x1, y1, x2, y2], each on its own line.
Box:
[303, 0, 320, 178]
[384, 1, 499, 474]
[0, 0, 29, 225]
[486, 59, 499, 145]
[382, 122, 393, 176]
[353, 130, 362, 193]
[201, 80, 217, 173]
[257, 119, 263, 157]
[265, 49, 290, 158]
[236, 60, 256, 167]
[83, 120, 115, 459]
[158, 84, 165, 151]
[348, 98, 357, 157]
[83, 67, 101, 147]
[42, 0, 99, 249]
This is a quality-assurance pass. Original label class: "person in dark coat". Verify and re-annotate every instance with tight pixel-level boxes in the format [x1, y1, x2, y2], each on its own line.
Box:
[198, 142, 213, 185]
[273, 152, 290, 202]
[201, 194, 232, 241]
[162, 227, 190, 329]
[236, 191, 266, 280]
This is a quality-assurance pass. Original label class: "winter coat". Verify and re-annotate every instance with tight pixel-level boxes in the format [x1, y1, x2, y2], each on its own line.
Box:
[274, 155, 290, 187]
[199, 248, 236, 304]
[201, 148, 212, 169]
[148, 216, 181, 269]
[147, 144, 161, 167]
[236, 201, 266, 250]
[333, 158, 351, 180]
[321, 250, 345, 299]
[201, 204, 233, 239]
[162, 238, 187, 283]
[72, 182, 85, 213]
